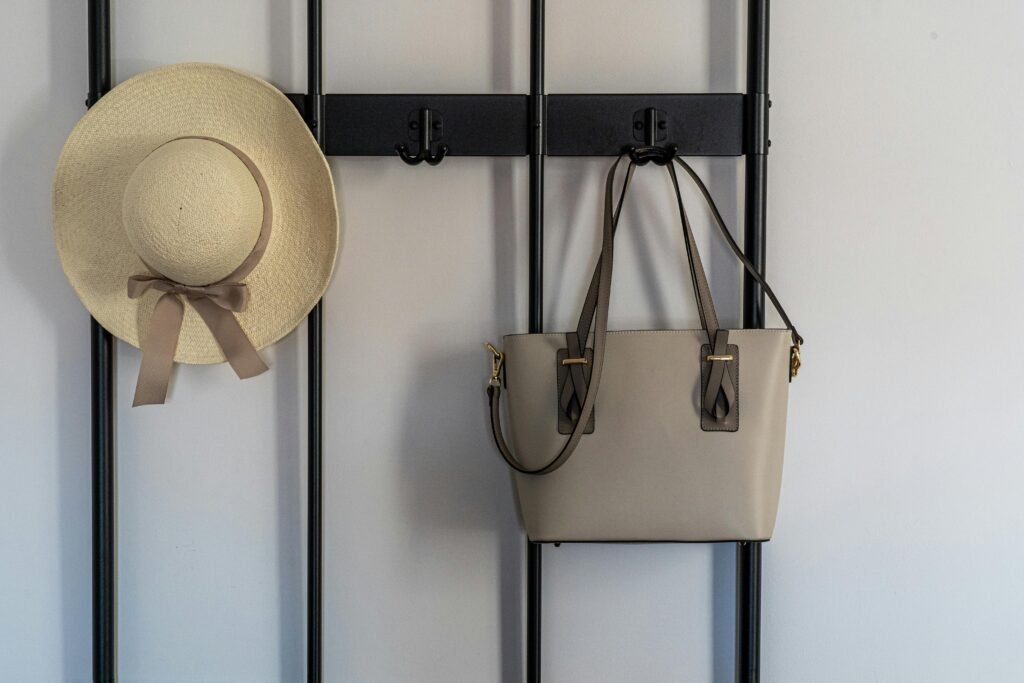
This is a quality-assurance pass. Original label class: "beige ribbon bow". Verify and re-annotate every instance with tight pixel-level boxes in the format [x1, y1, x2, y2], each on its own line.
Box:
[127, 274, 268, 406]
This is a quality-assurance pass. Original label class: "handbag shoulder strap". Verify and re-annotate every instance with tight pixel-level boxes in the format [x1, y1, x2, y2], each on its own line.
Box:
[487, 156, 633, 475]
[672, 156, 802, 345]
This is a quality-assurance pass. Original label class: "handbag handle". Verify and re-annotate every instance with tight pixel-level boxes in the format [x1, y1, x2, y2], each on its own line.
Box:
[487, 154, 802, 475]
[569, 157, 802, 369]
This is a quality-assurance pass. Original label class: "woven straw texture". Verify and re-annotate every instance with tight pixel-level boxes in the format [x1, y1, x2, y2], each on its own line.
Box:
[53, 63, 339, 364]
[122, 138, 265, 286]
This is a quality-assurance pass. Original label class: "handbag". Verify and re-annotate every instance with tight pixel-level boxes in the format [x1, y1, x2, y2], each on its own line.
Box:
[484, 151, 803, 542]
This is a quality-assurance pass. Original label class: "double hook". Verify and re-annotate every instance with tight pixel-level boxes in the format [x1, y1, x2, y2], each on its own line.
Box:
[627, 107, 676, 166]
[396, 108, 448, 166]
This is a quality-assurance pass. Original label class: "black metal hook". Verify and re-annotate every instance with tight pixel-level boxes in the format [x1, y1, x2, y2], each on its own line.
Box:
[395, 108, 448, 166]
[627, 107, 676, 165]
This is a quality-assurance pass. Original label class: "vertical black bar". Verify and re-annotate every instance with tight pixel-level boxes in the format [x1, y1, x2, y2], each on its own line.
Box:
[526, 543, 542, 683]
[737, 2, 769, 683]
[306, 1, 325, 681]
[529, 0, 545, 332]
[87, 0, 110, 108]
[88, 3, 115, 682]
[735, 542, 762, 683]
[743, 0, 770, 327]
[527, 2, 545, 682]
[90, 325, 116, 683]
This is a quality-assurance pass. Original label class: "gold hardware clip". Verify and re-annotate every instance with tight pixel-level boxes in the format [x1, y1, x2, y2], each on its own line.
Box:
[485, 342, 504, 386]
[790, 342, 802, 380]
[560, 357, 590, 366]
[705, 354, 735, 362]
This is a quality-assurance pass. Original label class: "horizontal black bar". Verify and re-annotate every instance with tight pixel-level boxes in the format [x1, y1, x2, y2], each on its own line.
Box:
[547, 94, 744, 156]
[286, 93, 744, 157]
[287, 94, 528, 156]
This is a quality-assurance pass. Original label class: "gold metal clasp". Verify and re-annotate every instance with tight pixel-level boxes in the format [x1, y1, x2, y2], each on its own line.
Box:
[560, 357, 590, 366]
[485, 342, 504, 386]
[790, 342, 802, 380]
[705, 354, 735, 362]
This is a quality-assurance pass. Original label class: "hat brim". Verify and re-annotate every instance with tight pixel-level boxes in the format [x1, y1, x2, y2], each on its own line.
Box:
[53, 62, 339, 364]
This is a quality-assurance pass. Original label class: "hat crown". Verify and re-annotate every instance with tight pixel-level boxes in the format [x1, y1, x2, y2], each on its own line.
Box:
[122, 138, 263, 286]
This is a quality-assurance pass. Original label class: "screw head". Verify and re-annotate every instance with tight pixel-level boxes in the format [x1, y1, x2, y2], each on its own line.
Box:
[409, 121, 419, 130]
[658, 121, 667, 130]
[634, 121, 644, 131]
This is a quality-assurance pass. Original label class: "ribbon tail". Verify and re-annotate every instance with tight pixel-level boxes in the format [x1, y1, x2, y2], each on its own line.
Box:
[134, 293, 185, 407]
[189, 297, 269, 380]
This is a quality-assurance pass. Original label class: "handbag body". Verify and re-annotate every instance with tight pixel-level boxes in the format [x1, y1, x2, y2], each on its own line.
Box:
[486, 153, 802, 542]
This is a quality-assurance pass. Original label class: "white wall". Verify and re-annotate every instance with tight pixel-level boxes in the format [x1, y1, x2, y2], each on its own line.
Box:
[2, 1, 1023, 681]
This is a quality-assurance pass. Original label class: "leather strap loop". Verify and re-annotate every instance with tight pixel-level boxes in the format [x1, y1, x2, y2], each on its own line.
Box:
[703, 330, 735, 421]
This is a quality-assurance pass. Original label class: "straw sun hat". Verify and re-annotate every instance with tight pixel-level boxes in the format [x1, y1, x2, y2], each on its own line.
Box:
[53, 63, 339, 405]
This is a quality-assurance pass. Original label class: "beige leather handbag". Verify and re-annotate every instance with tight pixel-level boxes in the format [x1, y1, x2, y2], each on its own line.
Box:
[485, 153, 802, 542]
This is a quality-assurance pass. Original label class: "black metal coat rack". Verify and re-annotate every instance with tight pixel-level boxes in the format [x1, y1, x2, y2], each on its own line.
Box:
[86, 1, 773, 680]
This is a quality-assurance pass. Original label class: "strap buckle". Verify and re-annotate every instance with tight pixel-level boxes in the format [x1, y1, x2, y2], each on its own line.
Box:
[485, 342, 504, 387]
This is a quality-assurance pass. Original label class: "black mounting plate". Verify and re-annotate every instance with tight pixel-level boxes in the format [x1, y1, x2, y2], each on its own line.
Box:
[287, 93, 745, 157]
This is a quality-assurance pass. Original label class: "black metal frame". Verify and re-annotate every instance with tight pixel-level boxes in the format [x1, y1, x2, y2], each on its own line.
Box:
[84, 1, 331, 681]
[86, 1, 771, 681]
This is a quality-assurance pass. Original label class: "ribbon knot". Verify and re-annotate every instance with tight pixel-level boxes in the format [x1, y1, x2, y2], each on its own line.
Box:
[127, 274, 268, 406]
[128, 275, 251, 312]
